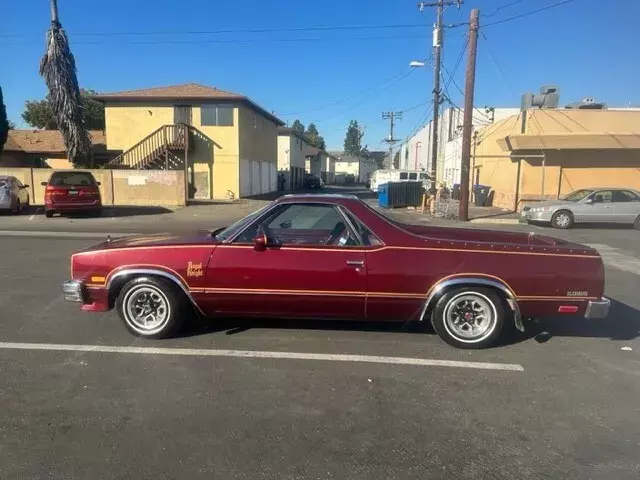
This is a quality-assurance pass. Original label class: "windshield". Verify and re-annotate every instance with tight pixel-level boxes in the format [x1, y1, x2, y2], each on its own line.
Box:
[561, 189, 594, 202]
[214, 204, 271, 242]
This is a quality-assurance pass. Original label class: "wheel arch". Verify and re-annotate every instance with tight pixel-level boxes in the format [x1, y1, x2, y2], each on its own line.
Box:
[419, 277, 523, 331]
[106, 268, 203, 315]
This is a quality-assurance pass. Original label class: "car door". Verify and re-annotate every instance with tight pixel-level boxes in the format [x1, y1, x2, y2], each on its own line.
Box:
[611, 190, 640, 224]
[14, 178, 28, 205]
[204, 203, 367, 319]
[585, 190, 613, 223]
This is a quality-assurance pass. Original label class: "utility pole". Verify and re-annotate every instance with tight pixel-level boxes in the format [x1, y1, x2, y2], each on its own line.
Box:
[419, 0, 462, 191]
[458, 8, 479, 222]
[382, 111, 402, 168]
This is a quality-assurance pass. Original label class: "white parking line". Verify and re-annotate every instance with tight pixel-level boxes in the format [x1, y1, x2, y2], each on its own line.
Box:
[28, 208, 41, 220]
[587, 243, 640, 276]
[0, 342, 524, 372]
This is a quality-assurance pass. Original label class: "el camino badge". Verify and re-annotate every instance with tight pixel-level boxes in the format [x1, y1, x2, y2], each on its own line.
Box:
[567, 291, 588, 297]
[186, 261, 204, 278]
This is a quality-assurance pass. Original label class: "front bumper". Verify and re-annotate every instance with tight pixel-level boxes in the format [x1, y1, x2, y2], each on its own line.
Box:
[585, 297, 610, 319]
[62, 280, 85, 302]
[521, 209, 554, 222]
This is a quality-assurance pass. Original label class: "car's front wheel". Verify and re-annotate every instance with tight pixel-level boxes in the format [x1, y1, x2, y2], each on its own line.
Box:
[551, 210, 574, 229]
[116, 277, 186, 339]
[431, 287, 505, 349]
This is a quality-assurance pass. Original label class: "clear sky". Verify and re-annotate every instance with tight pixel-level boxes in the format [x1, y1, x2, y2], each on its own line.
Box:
[2, 0, 638, 150]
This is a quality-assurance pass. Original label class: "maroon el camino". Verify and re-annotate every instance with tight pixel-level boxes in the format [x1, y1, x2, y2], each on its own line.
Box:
[63, 194, 610, 349]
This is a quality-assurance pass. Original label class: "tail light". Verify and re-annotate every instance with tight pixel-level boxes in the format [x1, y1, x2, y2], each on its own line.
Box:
[45, 186, 67, 198]
[79, 188, 100, 196]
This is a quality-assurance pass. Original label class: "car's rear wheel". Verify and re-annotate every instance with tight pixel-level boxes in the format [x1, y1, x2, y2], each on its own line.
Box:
[431, 287, 505, 349]
[116, 277, 186, 339]
[45, 210, 54, 218]
[551, 210, 573, 229]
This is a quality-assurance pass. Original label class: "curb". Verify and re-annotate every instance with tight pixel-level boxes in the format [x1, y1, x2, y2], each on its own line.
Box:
[469, 218, 521, 225]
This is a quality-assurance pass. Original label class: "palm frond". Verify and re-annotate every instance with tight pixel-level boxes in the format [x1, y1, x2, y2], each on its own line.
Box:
[40, 21, 92, 167]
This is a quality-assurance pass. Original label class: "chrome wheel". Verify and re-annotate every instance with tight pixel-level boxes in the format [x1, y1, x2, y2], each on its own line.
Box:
[123, 285, 170, 334]
[553, 211, 572, 228]
[443, 292, 497, 343]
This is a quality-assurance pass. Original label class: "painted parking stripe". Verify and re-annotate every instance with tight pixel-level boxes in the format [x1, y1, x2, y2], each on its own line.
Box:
[586, 243, 640, 276]
[0, 342, 524, 372]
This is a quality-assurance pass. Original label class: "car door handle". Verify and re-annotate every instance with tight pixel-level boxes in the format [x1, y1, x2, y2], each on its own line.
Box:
[346, 260, 364, 266]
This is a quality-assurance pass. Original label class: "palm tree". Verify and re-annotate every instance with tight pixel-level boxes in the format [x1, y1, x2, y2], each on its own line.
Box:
[40, 0, 92, 167]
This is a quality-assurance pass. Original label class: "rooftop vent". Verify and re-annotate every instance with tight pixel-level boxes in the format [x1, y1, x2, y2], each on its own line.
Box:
[521, 85, 560, 110]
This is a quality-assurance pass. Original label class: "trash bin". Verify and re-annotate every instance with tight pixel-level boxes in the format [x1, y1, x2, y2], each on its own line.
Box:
[473, 185, 491, 207]
[378, 183, 390, 208]
[452, 184, 461, 200]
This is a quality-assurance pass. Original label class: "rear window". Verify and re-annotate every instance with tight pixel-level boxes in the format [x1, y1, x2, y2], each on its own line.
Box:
[49, 172, 96, 187]
[0, 179, 8, 188]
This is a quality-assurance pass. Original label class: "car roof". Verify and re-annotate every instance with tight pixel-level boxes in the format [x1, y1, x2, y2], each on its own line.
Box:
[573, 187, 638, 191]
[276, 193, 361, 204]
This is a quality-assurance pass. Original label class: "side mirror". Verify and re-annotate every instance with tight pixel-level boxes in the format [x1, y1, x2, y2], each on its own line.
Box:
[22, 184, 30, 189]
[253, 233, 268, 252]
[96, 181, 101, 186]
[40, 181, 48, 187]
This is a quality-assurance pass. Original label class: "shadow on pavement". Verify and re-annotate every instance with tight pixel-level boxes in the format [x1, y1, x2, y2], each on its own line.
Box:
[96, 206, 174, 218]
[178, 317, 432, 339]
[179, 298, 640, 346]
[513, 298, 640, 344]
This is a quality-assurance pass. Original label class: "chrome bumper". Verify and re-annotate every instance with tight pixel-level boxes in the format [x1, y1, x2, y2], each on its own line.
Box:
[521, 210, 553, 222]
[585, 297, 610, 319]
[62, 280, 85, 303]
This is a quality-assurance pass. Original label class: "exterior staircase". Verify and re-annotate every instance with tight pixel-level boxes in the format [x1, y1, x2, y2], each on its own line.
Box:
[107, 124, 189, 170]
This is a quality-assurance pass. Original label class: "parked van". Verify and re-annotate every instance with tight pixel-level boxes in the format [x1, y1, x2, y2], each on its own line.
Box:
[369, 169, 430, 192]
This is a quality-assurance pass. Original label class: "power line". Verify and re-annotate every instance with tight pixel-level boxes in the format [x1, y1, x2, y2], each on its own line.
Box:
[483, 0, 576, 27]
[280, 70, 412, 116]
[480, 32, 516, 99]
[1, 23, 429, 39]
[6, 34, 429, 47]
[484, 0, 528, 18]
[312, 69, 416, 124]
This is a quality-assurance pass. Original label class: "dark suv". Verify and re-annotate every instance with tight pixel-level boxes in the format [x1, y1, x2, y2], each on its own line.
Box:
[42, 171, 103, 218]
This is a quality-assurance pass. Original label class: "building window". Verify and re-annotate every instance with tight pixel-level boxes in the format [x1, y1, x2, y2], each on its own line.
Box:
[201, 105, 234, 126]
[252, 115, 257, 129]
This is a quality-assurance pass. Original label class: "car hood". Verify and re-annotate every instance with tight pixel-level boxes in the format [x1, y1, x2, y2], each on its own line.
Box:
[83, 231, 216, 252]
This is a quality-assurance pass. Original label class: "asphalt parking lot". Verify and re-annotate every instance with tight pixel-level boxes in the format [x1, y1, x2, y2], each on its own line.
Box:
[1, 187, 639, 479]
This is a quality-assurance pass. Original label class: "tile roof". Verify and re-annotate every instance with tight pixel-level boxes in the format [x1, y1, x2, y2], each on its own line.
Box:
[4, 130, 106, 154]
[94, 83, 284, 125]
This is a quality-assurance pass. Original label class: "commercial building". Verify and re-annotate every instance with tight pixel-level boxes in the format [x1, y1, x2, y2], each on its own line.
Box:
[473, 108, 640, 210]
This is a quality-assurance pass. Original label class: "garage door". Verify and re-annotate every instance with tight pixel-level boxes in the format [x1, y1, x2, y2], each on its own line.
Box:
[240, 159, 251, 197]
[261, 162, 270, 194]
[251, 161, 261, 195]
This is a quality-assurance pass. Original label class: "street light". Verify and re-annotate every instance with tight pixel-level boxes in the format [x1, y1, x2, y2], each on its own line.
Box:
[409, 60, 426, 68]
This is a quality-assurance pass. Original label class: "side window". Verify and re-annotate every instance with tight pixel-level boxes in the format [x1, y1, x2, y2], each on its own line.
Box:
[408, 172, 418, 180]
[235, 204, 359, 247]
[341, 208, 383, 246]
[399, 172, 408, 180]
[612, 190, 639, 202]
[593, 191, 612, 203]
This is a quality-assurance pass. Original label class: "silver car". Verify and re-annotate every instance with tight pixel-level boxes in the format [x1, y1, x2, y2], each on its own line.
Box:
[522, 188, 640, 229]
[0, 176, 30, 214]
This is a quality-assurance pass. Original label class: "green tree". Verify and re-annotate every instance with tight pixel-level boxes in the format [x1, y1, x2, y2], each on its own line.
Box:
[22, 88, 104, 130]
[0, 87, 9, 155]
[305, 123, 326, 150]
[343, 120, 364, 156]
[291, 119, 305, 135]
[393, 150, 400, 169]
